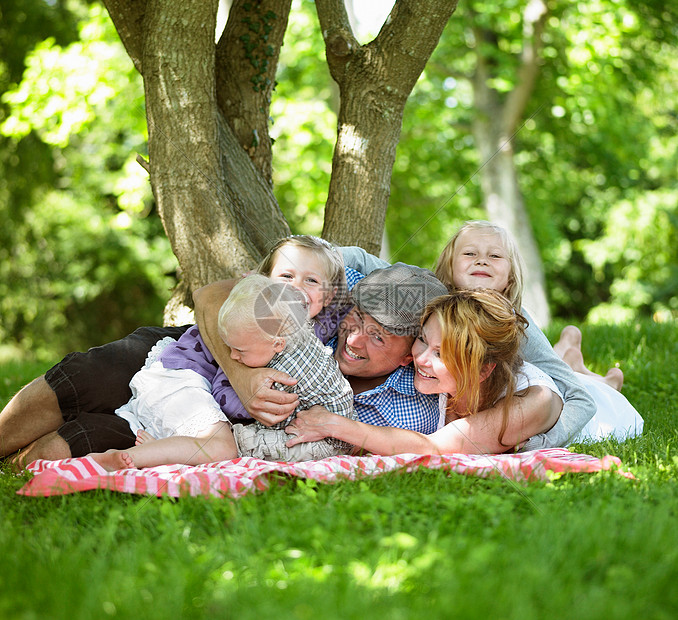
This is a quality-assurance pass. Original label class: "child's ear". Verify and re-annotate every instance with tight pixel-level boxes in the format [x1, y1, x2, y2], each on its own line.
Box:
[479, 362, 496, 383]
[273, 338, 286, 353]
[323, 286, 338, 307]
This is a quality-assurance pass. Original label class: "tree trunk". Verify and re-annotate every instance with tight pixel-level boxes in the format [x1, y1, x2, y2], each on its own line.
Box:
[104, 0, 458, 321]
[316, 0, 458, 255]
[105, 0, 290, 323]
[469, 2, 551, 325]
[216, 0, 293, 184]
[472, 113, 551, 325]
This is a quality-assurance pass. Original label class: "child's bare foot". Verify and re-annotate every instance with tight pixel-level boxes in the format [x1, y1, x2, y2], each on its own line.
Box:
[561, 345, 589, 375]
[136, 429, 156, 446]
[554, 325, 582, 358]
[604, 367, 624, 391]
[89, 449, 135, 472]
[555, 325, 624, 392]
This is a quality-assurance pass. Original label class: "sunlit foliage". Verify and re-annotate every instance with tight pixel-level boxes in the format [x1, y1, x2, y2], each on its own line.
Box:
[387, 0, 678, 321]
[1, 0, 676, 358]
[0, 2, 176, 358]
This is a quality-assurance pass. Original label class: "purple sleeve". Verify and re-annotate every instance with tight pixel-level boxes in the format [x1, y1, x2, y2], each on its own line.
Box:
[211, 368, 251, 420]
[159, 325, 219, 381]
[313, 304, 351, 344]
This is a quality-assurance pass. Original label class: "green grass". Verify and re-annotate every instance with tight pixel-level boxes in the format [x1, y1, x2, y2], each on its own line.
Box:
[1, 320, 678, 619]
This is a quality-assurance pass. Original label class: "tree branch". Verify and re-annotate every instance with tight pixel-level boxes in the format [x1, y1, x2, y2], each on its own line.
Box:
[318, 0, 459, 252]
[142, 0, 287, 292]
[501, 0, 548, 135]
[102, 0, 146, 73]
[215, 0, 292, 184]
[314, 0, 359, 83]
[375, 0, 460, 94]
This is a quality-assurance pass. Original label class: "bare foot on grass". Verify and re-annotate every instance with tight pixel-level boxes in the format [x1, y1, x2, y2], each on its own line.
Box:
[603, 367, 624, 391]
[553, 325, 582, 358]
[554, 325, 624, 391]
[89, 449, 135, 472]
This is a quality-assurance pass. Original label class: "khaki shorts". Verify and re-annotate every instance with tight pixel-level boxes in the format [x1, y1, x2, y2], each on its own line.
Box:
[232, 424, 344, 462]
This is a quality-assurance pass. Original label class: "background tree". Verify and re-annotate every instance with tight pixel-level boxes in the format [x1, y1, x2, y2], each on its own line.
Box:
[0, 2, 177, 356]
[385, 0, 678, 324]
[101, 0, 458, 321]
[1, 0, 676, 359]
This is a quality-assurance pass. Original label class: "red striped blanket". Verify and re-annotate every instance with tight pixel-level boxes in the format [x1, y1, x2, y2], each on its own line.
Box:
[17, 448, 632, 499]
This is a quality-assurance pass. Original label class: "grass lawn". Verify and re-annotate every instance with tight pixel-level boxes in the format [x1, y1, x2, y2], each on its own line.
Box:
[1, 320, 677, 619]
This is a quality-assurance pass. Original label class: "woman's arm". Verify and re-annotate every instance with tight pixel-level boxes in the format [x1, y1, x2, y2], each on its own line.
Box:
[287, 385, 562, 455]
[440, 385, 562, 454]
[193, 280, 299, 424]
[520, 310, 596, 449]
[286, 405, 441, 454]
[338, 246, 391, 275]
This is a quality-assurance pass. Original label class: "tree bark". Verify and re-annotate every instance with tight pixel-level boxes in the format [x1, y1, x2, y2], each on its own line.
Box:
[216, 0, 292, 184]
[103, 0, 459, 321]
[104, 0, 290, 323]
[316, 0, 458, 255]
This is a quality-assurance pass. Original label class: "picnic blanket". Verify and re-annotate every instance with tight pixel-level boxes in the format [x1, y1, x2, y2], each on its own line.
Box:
[17, 448, 632, 499]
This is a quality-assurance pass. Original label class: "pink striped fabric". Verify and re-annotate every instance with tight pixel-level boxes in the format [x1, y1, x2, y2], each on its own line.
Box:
[17, 448, 632, 499]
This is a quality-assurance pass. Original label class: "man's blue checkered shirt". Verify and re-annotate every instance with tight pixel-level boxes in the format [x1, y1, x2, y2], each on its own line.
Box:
[332, 267, 439, 435]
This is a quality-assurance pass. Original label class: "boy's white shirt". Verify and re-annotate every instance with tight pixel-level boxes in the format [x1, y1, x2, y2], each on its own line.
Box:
[339, 246, 597, 449]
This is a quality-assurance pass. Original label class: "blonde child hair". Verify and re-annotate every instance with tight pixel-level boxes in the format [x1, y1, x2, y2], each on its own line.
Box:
[434, 220, 525, 311]
[257, 235, 348, 310]
[422, 288, 528, 447]
[217, 274, 310, 351]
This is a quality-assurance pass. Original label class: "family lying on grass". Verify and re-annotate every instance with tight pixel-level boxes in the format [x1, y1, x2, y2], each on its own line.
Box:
[0, 222, 643, 470]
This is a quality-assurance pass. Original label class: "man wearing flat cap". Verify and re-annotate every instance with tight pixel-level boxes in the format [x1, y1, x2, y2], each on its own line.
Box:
[214, 262, 448, 435]
[1, 258, 448, 462]
[331, 263, 448, 433]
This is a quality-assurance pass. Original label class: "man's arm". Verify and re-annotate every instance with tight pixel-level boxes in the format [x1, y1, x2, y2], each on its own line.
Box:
[287, 385, 562, 455]
[193, 280, 298, 424]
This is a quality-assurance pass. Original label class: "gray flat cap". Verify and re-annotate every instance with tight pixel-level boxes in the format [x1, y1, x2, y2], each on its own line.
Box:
[351, 263, 448, 336]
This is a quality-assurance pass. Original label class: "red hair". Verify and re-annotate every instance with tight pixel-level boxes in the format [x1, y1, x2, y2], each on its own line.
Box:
[422, 289, 527, 446]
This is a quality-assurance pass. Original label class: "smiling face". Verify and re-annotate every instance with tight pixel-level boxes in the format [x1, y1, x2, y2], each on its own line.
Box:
[451, 229, 511, 294]
[334, 308, 413, 379]
[411, 316, 458, 396]
[268, 245, 335, 319]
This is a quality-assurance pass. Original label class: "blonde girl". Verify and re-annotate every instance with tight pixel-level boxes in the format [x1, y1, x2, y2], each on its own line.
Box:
[435, 220, 525, 311]
[434, 220, 623, 390]
[433, 221, 641, 445]
[258, 235, 349, 343]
